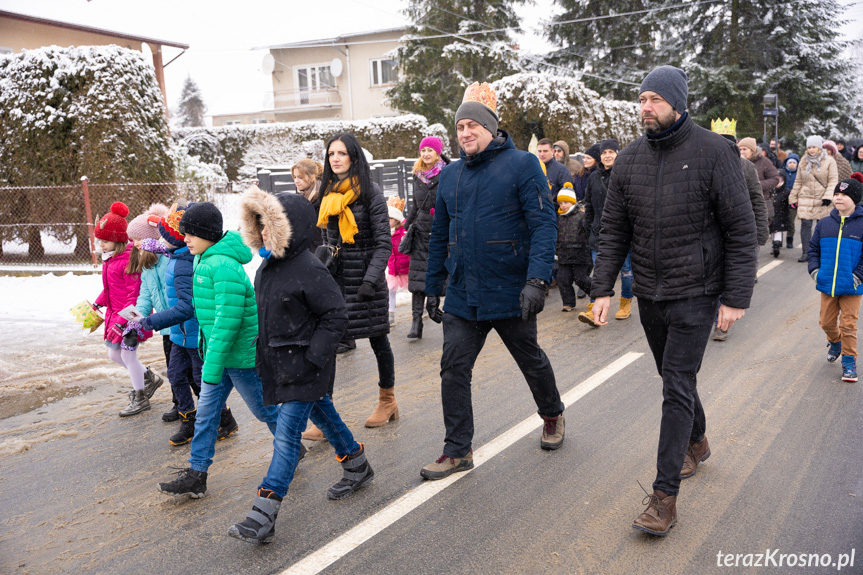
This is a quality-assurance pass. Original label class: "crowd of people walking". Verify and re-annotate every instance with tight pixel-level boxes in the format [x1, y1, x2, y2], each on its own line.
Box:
[86, 64, 863, 545]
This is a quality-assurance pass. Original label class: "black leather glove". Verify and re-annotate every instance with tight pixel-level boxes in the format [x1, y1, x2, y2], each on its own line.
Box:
[822, 198, 833, 206]
[426, 295, 443, 323]
[519, 278, 547, 321]
[357, 281, 376, 301]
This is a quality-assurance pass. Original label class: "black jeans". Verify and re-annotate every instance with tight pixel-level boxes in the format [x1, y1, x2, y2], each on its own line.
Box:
[557, 264, 592, 307]
[167, 344, 204, 414]
[638, 295, 717, 496]
[163, 337, 200, 408]
[369, 335, 395, 389]
[440, 313, 564, 458]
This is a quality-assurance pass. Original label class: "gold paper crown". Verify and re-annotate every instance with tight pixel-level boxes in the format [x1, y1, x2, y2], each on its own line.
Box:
[463, 82, 498, 114]
[711, 118, 737, 137]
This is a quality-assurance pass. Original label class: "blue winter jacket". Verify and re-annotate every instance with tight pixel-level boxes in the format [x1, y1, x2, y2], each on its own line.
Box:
[141, 246, 199, 348]
[808, 204, 863, 297]
[136, 255, 170, 336]
[426, 130, 558, 321]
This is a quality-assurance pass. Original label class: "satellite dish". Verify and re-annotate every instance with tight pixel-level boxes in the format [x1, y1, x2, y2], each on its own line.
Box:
[261, 53, 275, 75]
[330, 57, 343, 77]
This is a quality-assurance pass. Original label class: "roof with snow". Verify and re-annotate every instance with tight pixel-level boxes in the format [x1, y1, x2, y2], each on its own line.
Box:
[259, 27, 405, 50]
[0, 9, 189, 49]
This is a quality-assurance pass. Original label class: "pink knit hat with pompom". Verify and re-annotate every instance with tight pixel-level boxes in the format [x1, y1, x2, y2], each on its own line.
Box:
[127, 203, 170, 240]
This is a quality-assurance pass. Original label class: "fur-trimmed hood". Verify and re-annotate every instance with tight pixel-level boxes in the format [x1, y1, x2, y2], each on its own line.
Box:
[241, 186, 315, 259]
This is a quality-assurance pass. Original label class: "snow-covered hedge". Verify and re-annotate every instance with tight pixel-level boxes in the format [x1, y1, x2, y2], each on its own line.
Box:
[493, 73, 641, 152]
[176, 114, 450, 181]
[0, 45, 175, 258]
[0, 45, 173, 185]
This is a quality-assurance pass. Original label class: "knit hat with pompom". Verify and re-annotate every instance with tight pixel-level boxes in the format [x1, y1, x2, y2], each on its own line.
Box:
[158, 203, 188, 248]
[127, 203, 169, 241]
[95, 202, 130, 243]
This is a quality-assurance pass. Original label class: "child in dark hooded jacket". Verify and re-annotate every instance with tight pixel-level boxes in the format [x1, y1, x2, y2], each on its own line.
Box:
[227, 186, 374, 545]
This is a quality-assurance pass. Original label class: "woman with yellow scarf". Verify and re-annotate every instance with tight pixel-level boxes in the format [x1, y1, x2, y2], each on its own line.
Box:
[310, 133, 397, 431]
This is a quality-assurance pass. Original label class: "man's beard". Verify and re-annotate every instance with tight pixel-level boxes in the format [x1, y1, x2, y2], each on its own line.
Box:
[642, 109, 677, 134]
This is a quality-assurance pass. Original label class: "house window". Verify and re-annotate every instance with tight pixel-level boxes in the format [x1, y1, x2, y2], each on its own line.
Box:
[369, 58, 397, 87]
[294, 64, 335, 105]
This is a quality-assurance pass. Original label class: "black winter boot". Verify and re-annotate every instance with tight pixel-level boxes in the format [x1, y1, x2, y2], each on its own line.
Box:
[406, 292, 424, 339]
[218, 406, 238, 440]
[169, 409, 196, 446]
[328, 443, 374, 500]
[772, 240, 781, 258]
[786, 234, 794, 249]
[158, 468, 207, 498]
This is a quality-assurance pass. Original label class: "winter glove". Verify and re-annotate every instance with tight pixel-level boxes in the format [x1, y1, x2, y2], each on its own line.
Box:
[426, 295, 443, 323]
[140, 238, 170, 254]
[854, 274, 863, 289]
[810, 269, 819, 282]
[519, 278, 548, 321]
[357, 281, 376, 302]
[789, 203, 798, 210]
[822, 198, 833, 206]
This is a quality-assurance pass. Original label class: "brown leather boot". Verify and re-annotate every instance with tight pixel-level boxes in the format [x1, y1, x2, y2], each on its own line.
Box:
[302, 422, 326, 442]
[633, 488, 677, 536]
[364, 387, 399, 428]
[680, 436, 710, 479]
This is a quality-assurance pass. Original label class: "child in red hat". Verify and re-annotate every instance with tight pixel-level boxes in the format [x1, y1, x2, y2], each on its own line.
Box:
[92, 201, 154, 417]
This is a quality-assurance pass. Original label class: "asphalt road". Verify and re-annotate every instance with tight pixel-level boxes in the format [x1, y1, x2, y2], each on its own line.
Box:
[2, 243, 862, 575]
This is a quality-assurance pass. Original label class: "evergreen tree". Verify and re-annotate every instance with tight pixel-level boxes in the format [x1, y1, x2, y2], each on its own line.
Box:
[545, 0, 858, 146]
[387, 0, 525, 132]
[544, 0, 675, 101]
[685, 0, 856, 146]
[177, 75, 206, 127]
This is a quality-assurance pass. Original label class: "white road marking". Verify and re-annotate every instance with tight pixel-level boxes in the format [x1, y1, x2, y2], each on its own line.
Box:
[280, 351, 644, 575]
[757, 260, 783, 277]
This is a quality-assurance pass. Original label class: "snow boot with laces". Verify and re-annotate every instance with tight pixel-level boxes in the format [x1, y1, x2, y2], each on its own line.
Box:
[119, 389, 150, 417]
[227, 488, 282, 544]
[143, 367, 164, 399]
[328, 443, 374, 500]
[158, 468, 207, 498]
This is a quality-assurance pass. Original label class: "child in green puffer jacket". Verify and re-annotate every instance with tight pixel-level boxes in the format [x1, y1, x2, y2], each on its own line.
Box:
[156, 202, 285, 500]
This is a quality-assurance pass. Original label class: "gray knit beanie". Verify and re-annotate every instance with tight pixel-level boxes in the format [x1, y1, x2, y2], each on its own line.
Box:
[454, 82, 499, 136]
[639, 65, 689, 114]
[455, 101, 499, 136]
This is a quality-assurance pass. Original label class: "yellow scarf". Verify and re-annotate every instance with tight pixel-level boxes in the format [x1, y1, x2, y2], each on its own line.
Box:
[317, 177, 360, 244]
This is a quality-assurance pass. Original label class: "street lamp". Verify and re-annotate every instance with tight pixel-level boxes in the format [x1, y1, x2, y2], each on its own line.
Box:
[763, 93, 778, 148]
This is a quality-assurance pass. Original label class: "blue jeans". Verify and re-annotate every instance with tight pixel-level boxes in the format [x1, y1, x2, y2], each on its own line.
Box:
[189, 368, 279, 473]
[259, 395, 360, 498]
[590, 250, 633, 300]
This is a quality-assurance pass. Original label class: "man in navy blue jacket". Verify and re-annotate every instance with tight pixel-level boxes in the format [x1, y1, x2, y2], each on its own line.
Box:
[421, 82, 564, 481]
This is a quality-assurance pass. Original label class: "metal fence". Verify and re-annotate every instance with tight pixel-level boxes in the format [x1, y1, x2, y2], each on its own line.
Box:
[256, 158, 417, 204]
[0, 179, 234, 267]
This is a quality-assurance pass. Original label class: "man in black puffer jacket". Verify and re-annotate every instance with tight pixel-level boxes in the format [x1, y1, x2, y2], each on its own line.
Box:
[591, 66, 757, 537]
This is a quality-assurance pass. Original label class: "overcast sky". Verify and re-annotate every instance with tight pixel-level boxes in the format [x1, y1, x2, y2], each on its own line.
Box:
[3, 0, 861, 121]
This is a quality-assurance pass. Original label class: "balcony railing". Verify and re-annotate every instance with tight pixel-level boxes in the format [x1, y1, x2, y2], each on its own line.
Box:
[271, 88, 341, 111]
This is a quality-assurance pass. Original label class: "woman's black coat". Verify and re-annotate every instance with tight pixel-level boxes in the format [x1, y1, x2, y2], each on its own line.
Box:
[405, 159, 449, 293]
[322, 182, 391, 340]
